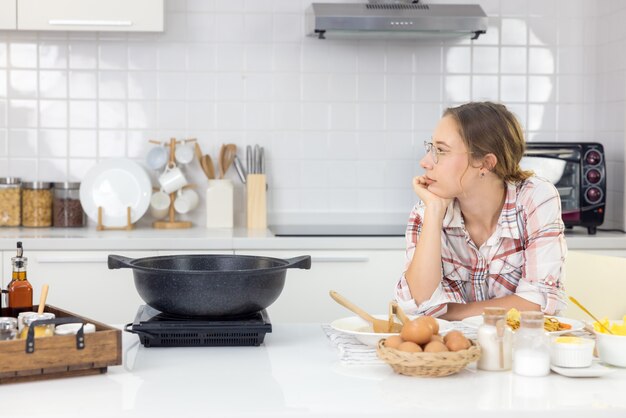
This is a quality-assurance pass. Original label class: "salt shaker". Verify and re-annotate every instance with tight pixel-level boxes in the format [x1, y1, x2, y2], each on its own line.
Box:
[513, 311, 550, 377]
[477, 307, 513, 371]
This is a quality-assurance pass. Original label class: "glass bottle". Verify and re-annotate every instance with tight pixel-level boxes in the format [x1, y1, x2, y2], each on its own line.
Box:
[8, 241, 33, 317]
[53, 182, 86, 227]
[477, 307, 513, 371]
[0, 177, 21, 227]
[513, 311, 550, 377]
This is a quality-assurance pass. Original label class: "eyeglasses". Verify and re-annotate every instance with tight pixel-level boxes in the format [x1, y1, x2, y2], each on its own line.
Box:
[424, 140, 472, 164]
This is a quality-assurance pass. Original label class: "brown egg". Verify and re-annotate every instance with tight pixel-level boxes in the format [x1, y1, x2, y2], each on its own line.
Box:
[445, 335, 471, 352]
[430, 334, 444, 343]
[418, 315, 439, 334]
[400, 319, 433, 345]
[443, 330, 465, 344]
[384, 335, 404, 349]
[398, 341, 422, 353]
[423, 340, 449, 353]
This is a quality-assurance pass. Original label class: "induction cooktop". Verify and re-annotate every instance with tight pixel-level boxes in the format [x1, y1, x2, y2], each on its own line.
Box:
[269, 224, 405, 237]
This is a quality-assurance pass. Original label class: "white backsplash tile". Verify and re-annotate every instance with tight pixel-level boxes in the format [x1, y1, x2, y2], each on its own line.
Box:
[0, 1, 623, 228]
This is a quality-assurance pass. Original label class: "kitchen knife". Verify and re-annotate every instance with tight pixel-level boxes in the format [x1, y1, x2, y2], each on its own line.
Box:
[246, 145, 253, 175]
[259, 147, 265, 174]
[253, 144, 260, 174]
[233, 155, 247, 184]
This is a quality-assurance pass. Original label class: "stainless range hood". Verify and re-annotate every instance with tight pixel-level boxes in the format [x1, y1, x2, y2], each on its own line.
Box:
[306, 1, 488, 40]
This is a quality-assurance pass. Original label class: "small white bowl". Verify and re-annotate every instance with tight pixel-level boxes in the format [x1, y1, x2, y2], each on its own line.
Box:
[550, 336, 594, 368]
[596, 330, 626, 367]
[54, 323, 96, 336]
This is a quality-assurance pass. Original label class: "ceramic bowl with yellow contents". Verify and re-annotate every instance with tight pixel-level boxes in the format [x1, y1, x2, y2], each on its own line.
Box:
[550, 336, 595, 368]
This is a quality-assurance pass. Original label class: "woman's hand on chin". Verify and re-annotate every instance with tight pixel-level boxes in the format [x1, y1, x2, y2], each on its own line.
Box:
[412, 175, 452, 216]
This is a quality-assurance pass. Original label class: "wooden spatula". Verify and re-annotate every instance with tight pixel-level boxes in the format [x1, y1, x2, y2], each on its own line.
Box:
[391, 301, 410, 325]
[329, 290, 390, 333]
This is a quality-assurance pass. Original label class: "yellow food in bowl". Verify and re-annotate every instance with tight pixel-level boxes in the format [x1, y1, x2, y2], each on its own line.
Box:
[593, 316, 626, 335]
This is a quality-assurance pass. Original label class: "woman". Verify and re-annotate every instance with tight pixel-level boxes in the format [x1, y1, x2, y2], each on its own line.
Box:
[395, 102, 567, 320]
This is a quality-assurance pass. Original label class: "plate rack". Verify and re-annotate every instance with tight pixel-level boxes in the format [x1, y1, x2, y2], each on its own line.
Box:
[96, 206, 134, 231]
[151, 137, 196, 229]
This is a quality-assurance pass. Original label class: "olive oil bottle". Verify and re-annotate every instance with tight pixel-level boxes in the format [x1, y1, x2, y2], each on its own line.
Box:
[8, 242, 33, 316]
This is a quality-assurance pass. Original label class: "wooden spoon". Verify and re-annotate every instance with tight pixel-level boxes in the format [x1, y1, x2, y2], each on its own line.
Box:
[391, 301, 410, 325]
[201, 154, 215, 180]
[222, 143, 237, 178]
[329, 290, 391, 334]
[218, 144, 226, 179]
[37, 284, 49, 314]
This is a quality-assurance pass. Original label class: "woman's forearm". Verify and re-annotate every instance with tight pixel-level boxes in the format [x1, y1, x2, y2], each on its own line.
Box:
[440, 295, 541, 321]
[404, 207, 446, 304]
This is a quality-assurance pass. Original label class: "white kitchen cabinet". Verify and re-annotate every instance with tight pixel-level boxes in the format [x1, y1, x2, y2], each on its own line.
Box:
[235, 250, 406, 323]
[2, 250, 156, 324]
[0, 0, 16, 29]
[17, 0, 163, 32]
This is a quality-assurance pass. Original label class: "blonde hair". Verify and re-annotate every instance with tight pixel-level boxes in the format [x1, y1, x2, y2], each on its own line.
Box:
[443, 102, 533, 183]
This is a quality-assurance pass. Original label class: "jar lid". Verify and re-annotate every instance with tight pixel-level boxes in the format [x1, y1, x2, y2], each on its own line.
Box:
[0, 177, 21, 185]
[53, 182, 81, 189]
[22, 181, 52, 189]
[23, 312, 55, 326]
[0, 317, 17, 330]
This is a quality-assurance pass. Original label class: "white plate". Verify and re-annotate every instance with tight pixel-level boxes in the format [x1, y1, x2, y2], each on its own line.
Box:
[551, 360, 617, 378]
[461, 315, 585, 335]
[80, 159, 152, 227]
[330, 315, 453, 347]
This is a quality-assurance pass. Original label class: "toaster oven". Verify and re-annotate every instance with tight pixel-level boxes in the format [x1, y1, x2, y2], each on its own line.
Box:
[520, 142, 605, 235]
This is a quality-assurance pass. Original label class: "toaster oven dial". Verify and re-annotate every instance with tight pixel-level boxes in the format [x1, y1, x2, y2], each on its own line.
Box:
[586, 168, 602, 184]
[585, 186, 603, 204]
[585, 149, 602, 166]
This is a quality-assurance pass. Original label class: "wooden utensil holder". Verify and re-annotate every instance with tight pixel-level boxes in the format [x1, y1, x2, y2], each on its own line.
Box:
[247, 174, 267, 229]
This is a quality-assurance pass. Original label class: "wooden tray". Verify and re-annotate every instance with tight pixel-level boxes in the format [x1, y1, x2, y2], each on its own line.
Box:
[0, 305, 122, 384]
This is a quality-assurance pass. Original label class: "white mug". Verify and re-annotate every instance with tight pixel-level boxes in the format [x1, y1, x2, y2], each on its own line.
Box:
[175, 140, 195, 165]
[150, 190, 171, 219]
[146, 144, 169, 171]
[174, 188, 199, 214]
[158, 165, 188, 194]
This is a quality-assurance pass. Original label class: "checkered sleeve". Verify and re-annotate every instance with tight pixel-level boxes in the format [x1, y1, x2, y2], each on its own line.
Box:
[516, 180, 568, 315]
[393, 203, 461, 317]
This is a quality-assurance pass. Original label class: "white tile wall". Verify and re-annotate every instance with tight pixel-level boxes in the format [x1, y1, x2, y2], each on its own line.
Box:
[0, 0, 624, 228]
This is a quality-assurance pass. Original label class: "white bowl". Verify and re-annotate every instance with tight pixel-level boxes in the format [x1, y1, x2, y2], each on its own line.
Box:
[54, 323, 96, 336]
[550, 336, 594, 368]
[330, 315, 453, 347]
[596, 330, 626, 368]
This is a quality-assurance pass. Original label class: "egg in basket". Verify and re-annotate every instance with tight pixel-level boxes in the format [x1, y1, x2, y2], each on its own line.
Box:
[376, 305, 481, 377]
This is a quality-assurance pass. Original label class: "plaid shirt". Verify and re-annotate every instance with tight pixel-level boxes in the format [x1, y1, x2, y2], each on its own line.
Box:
[395, 176, 567, 317]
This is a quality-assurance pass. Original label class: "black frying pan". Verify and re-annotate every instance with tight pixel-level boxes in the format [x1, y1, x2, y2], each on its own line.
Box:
[108, 254, 311, 318]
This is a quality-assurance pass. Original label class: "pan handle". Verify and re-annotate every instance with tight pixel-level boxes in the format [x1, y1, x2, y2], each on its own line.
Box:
[284, 255, 312, 270]
[108, 255, 135, 270]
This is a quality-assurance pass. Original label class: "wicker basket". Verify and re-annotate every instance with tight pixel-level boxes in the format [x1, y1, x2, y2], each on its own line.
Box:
[376, 339, 481, 377]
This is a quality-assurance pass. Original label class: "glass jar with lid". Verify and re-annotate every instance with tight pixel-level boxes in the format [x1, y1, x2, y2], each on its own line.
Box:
[22, 182, 53, 227]
[0, 317, 18, 341]
[20, 312, 56, 339]
[513, 311, 550, 377]
[477, 307, 513, 371]
[0, 177, 21, 227]
[53, 182, 85, 227]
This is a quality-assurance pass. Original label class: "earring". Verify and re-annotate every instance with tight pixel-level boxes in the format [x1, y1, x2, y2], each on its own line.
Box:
[480, 172, 485, 178]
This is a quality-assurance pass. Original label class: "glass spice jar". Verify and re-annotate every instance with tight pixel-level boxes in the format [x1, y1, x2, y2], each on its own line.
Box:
[513, 311, 550, 377]
[477, 307, 513, 371]
[0, 177, 22, 227]
[53, 182, 85, 227]
[22, 182, 53, 227]
[0, 317, 18, 341]
[20, 312, 55, 339]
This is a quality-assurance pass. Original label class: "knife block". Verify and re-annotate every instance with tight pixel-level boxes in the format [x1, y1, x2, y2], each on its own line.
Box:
[246, 174, 267, 229]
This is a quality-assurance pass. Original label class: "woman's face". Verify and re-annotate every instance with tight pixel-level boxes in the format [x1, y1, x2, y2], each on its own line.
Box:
[420, 116, 477, 198]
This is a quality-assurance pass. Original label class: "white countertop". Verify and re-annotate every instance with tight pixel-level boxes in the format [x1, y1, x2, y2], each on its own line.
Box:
[0, 226, 624, 251]
[2, 324, 626, 418]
